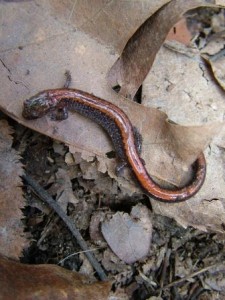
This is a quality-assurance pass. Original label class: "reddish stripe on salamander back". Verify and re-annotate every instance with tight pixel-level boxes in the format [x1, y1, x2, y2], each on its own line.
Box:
[22, 88, 206, 202]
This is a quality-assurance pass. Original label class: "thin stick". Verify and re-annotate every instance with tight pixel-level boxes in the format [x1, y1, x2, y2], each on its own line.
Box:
[159, 262, 223, 291]
[23, 174, 107, 281]
[58, 247, 103, 265]
[160, 246, 171, 289]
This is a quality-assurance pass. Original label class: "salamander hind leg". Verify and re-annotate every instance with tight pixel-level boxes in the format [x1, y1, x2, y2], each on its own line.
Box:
[133, 126, 146, 165]
[116, 160, 128, 176]
[133, 126, 142, 155]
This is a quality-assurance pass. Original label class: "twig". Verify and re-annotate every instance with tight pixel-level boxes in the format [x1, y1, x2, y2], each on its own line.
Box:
[22, 174, 108, 281]
[58, 247, 104, 265]
[160, 246, 171, 289]
[159, 262, 223, 291]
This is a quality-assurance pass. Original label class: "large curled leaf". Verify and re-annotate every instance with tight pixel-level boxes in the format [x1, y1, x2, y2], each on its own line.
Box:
[0, 1, 225, 231]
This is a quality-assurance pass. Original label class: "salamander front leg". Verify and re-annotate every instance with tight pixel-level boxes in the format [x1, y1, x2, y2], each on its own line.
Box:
[64, 70, 72, 88]
[50, 107, 69, 121]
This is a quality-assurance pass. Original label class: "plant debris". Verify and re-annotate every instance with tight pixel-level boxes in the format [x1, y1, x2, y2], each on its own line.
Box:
[1, 1, 225, 299]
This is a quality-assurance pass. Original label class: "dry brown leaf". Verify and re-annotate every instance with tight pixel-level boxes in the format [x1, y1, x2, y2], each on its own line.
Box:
[202, 45, 225, 90]
[0, 254, 111, 300]
[54, 168, 79, 211]
[203, 264, 225, 293]
[0, 1, 222, 185]
[49, 0, 171, 52]
[0, 1, 222, 186]
[101, 248, 130, 274]
[199, 9, 225, 91]
[166, 18, 192, 45]
[107, 0, 218, 99]
[139, 6, 225, 230]
[0, 119, 28, 259]
[143, 46, 225, 231]
[101, 204, 152, 264]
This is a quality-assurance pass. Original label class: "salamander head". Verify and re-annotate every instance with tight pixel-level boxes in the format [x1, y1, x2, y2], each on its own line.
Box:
[22, 91, 55, 119]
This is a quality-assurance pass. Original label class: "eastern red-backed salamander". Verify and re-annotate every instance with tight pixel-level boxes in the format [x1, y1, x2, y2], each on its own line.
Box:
[22, 86, 206, 202]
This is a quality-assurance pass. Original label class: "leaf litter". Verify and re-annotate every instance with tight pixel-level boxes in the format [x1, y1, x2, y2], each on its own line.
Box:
[0, 1, 225, 299]
[0, 119, 28, 259]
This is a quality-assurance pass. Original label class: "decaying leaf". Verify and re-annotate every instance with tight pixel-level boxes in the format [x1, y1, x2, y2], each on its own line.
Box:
[101, 204, 152, 264]
[54, 168, 79, 211]
[141, 8, 225, 230]
[146, 51, 225, 230]
[202, 44, 225, 90]
[90, 211, 107, 247]
[107, 0, 218, 99]
[203, 263, 225, 293]
[167, 18, 192, 45]
[101, 248, 131, 275]
[0, 120, 28, 259]
[195, 9, 225, 89]
[49, 0, 171, 52]
[0, 255, 111, 300]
